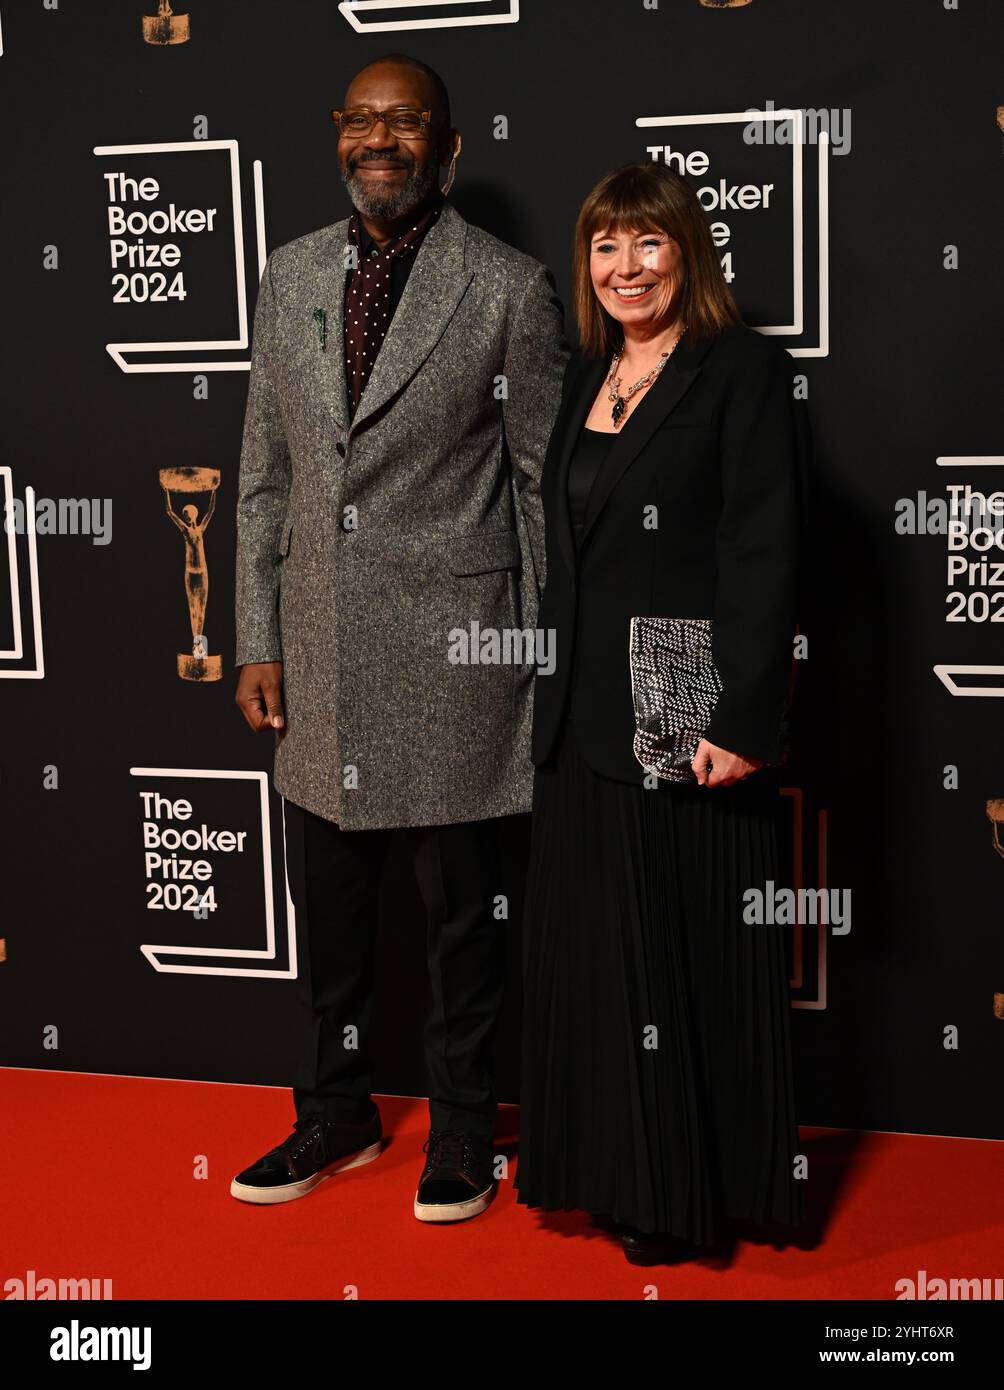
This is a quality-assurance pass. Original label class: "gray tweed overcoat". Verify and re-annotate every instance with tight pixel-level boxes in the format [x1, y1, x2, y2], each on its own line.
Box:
[235, 202, 568, 829]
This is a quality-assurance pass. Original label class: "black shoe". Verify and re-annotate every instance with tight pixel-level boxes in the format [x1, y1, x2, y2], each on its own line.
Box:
[413, 1130, 495, 1223]
[230, 1108, 382, 1205]
[620, 1225, 690, 1266]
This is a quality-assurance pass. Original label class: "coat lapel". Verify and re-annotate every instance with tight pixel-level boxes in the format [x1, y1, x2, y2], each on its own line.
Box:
[302, 221, 346, 434]
[303, 220, 351, 435]
[347, 203, 474, 435]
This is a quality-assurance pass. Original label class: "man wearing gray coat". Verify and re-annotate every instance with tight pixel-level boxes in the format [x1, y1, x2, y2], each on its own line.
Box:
[230, 54, 567, 1222]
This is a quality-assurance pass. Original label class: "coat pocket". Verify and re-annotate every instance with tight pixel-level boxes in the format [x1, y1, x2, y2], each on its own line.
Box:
[278, 518, 294, 559]
[444, 529, 521, 577]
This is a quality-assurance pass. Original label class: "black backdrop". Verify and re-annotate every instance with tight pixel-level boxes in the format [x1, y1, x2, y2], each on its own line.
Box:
[2, 0, 1002, 1141]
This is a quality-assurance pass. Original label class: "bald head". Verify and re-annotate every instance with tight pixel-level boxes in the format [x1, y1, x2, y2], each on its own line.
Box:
[345, 53, 451, 133]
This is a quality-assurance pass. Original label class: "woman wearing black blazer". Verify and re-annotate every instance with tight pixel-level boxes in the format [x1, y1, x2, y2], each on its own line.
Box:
[513, 163, 808, 1263]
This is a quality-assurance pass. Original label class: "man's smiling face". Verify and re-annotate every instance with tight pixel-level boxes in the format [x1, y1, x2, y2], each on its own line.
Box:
[338, 62, 447, 221]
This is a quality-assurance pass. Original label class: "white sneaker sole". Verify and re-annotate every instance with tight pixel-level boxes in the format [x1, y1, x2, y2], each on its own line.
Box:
[230, 1140, 382, 1205]
[413, 1183, 495, 1223]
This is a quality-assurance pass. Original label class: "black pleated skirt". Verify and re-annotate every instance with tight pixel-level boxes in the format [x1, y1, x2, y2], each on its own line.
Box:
[513, 715, 804, 1246]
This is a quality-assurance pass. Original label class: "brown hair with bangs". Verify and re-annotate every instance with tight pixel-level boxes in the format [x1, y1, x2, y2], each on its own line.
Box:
[574, 162, 743, 357]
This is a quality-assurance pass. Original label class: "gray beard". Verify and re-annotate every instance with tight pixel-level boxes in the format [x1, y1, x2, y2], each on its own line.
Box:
[342, 158, 440, 220]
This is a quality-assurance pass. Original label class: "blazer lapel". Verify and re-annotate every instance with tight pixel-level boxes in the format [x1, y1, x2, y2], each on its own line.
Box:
[577, 329, 715, 548]
[348, 203, 474, 435]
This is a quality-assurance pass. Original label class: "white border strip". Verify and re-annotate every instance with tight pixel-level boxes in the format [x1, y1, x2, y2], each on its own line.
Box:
[0, 478, 44, 679]
[937, 457, 1004, 467]
[253, 158, 267, 281]
[0, 466, 24, 660]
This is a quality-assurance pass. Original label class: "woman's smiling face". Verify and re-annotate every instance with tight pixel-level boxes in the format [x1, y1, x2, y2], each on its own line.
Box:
[589, 226, 685, 332]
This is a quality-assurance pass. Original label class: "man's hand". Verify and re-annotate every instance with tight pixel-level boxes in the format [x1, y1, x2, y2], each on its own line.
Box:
[236, 661, 285, 735]
[691, 738, 762, 789]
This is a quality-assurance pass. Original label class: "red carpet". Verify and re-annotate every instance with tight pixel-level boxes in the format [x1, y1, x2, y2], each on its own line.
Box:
[3, 1067, 1001, 1300]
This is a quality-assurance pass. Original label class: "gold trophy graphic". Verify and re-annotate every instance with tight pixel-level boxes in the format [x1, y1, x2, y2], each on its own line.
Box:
[160, 467, 221, 682]
[143, 0, 190, 44]
[987, 800, 1004, 1019]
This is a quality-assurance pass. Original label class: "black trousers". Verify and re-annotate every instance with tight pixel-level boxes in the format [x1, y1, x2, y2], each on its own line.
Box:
[282, 799, 508, 1140]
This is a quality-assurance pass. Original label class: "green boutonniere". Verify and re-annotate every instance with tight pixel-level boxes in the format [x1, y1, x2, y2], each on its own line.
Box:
[312, 307, 327, 352]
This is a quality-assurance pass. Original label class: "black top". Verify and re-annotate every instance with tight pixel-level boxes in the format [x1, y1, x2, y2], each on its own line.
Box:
[567, 426, 617, 544]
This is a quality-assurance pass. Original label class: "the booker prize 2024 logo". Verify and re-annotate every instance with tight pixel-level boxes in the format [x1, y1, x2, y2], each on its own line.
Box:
[923, 457, 1004, 699]
[639, 105, 831, 357]
[132, 770, 297, 979]
[898, 460, 1004, 1019]
[94, 138, 264, 375]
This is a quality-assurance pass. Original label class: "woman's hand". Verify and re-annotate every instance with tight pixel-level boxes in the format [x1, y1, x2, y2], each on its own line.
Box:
[691, 738, 763, 788]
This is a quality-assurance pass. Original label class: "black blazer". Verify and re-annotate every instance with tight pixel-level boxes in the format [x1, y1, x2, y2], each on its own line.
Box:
[531, 323, 809, 784]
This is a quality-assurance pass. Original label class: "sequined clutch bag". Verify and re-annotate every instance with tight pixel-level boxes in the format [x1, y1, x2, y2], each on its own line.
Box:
[628, 616, 724, 782]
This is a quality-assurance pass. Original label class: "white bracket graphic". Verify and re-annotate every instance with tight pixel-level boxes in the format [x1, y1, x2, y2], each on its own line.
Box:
[636, 110, 829, 358]
[936, 457, 1004, 468]
[933, 666, 1004, 698]
[92, 140, 267, 374]
[338, 0, 519, 31]
[0, 469, 44, 679]
[130, 768, 297, 978]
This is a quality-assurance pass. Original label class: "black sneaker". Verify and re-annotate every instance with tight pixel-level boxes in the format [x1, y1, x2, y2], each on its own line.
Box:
[413, 1130, 495, 1223]
[230, 1109, 382, 1205]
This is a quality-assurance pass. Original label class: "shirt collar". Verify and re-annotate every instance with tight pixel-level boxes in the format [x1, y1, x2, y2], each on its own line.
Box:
[355, 191, 445, 261]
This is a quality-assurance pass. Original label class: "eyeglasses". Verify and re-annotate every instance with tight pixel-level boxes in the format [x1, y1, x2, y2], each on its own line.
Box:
[331, 107, 432, 139]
